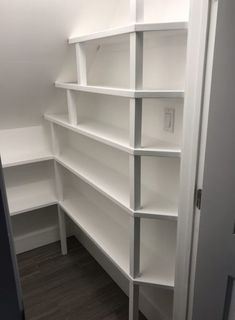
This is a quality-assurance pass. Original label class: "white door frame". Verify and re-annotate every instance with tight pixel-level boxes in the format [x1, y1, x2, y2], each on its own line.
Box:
[187, 0, 235, 319]
[173, 0, 213, 319]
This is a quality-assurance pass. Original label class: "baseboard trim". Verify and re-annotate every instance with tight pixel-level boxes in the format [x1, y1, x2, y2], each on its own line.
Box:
[14, 225, 60, 254]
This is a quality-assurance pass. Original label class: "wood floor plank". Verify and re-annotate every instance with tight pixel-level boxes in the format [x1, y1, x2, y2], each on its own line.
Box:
[17, 237, 147, 320]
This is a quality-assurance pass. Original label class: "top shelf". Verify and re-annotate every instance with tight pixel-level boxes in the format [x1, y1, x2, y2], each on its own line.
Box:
[55, 82, 184, 98]
[69, 22, 188, 44]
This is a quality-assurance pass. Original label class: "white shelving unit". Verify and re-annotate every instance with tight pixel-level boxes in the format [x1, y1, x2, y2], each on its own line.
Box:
[42, 1, 189, 319]
[0, 0, 209, 319]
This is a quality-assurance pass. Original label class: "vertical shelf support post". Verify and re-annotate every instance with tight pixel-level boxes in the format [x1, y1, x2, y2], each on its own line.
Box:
[129, 282, 140, 320]
[67, 90, 78, 126]
[130, 32, 143, 90]
[50, 123, 59, 157]
[130, 0, 144, 23]
[76, 43, 87, 85]
[129, 5, 144, 318]
[130, 214, 141, 278]
[50, 123, 67, 255]
[129, 155, 141, 210]
[54, 161, 63, 202]
[130, 98, 142, 149]
[58, 206, 68, 255]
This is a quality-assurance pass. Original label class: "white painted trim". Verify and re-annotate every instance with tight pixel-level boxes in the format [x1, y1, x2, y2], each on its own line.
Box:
[187, 1, 219, 319]
[173, 0, 211, 319]
[14, 225, 59, 254]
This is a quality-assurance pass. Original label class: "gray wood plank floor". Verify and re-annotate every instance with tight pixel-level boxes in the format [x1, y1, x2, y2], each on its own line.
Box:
[17, 237, 147, 320]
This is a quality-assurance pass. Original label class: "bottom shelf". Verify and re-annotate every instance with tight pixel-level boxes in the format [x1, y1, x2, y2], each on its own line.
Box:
[59, 170, 176, 289]
[4, 161, 57, 215]
[7, 180, 57, 216]
[12, 206, 59, 254]
[60, 187, 130, 277]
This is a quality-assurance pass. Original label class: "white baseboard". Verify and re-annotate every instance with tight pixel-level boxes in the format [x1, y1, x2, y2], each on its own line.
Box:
[14, 225, 60, 254]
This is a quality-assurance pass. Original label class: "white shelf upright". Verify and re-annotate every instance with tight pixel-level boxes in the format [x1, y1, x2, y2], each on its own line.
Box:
[129, 1, 144, 317]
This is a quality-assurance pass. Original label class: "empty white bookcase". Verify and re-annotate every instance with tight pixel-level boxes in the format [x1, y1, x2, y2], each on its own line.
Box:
[47, 0, 188, 319]
[0, 0, 209, 319]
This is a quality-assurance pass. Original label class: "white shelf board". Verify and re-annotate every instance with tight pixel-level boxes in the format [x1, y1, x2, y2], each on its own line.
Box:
[55, 81, 184, 99]
[45, 113, 130, 153]
[135, 135, 181, 157]
[56, 148, 130, 212]
[136, 242, 175, 289]
[7, 180, 57, 216]
[0, 126, 53, 168]
[69, 22, 188, 44]
[2, 155, 54, 168]
[59, 189, 175, 289]
[59, 189, 129, 278]
[55, 148, 178, 220]
[45, 113, 181, 157]
[137, 188, 178, 220]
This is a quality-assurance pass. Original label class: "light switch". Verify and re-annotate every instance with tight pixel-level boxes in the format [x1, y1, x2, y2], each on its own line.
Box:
[164, 107, 175, 133]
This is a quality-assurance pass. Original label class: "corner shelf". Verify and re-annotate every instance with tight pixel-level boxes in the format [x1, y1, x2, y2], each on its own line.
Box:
[69, 22, 188, 44]
[0, 126, 53, 168]
[59, 186, 175, 289]
[4, 161, 57, 216]
[54, 146, 178, 220]
[7, 180, 57, 216]
[55, 82, 184, 99]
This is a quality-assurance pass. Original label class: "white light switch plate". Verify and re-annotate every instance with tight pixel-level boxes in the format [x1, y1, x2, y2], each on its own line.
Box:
[164, 107, 175, 133]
